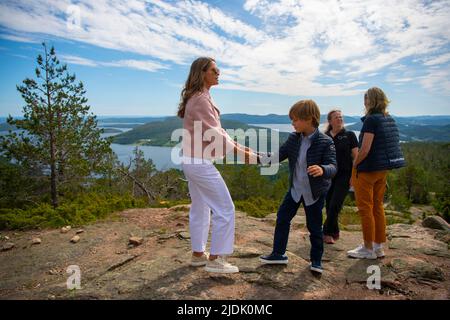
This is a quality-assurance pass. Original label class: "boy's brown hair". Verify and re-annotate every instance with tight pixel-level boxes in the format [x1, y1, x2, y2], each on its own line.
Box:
[289, 99, 321, 128]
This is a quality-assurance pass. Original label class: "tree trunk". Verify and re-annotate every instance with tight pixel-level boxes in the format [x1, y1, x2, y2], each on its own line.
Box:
[45, 45, 58, 209]
[50, 132, 58, 208]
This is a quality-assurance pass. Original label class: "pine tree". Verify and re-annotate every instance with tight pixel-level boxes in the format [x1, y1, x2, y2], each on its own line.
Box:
[0, 43, 113, 208]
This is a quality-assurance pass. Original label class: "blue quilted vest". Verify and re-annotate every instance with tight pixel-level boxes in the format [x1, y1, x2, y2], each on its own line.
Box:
[357, 113, 406, 172]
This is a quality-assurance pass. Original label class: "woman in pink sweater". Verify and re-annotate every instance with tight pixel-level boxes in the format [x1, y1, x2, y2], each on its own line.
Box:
[178, 57, 257, 273]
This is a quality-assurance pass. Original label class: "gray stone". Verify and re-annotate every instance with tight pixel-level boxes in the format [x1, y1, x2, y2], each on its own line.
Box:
[157, 234, 176, 240]
[422, 216, 450, 232]
[389, 257, 445, 282]
[31, 238, 42, 245]
[1, 242, 15, 251]
[129, 236, 143, 246]
[70, 235, 80, 243]
[61, 226, 71, 233]
[177, 231, 190, 240]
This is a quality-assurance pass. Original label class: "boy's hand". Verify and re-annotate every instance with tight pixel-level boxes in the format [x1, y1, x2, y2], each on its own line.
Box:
[307, 165, 323, 177]
[256, 152, 273, 165]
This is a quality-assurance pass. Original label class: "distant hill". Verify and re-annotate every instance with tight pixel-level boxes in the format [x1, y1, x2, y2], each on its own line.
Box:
[221, 113, 360, 124]
[347, 122, 450, 142]
[112, 116, 289, 149]
[96, 116, 167, 124]
[101, 128, 123, 134]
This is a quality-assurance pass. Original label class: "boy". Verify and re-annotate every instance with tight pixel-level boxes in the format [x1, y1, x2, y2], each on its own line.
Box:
[259, 100, 337, 274]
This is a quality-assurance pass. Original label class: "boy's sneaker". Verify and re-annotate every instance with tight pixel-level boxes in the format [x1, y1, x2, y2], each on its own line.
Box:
[347, 245, 377, 259]
[259, 253, 289, 265]
[374, 247, 385, 258]
[310, 262, 323, 274]
[205, 256, 239, 273]
[190, 253, 209, 267]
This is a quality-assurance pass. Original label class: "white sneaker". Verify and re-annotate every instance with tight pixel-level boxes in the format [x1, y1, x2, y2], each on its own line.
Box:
[373, 243, 385, 258]
[374, 247, 385, 258]
[347, 245, 377, 259]
[190, 253, 209, 267]
[205, 256, 239, 273]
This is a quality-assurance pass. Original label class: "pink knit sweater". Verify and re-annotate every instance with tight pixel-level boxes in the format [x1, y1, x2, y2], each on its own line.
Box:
[182, 90, 237, 160]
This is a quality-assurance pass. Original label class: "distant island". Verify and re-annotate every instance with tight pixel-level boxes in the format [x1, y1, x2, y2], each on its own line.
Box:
[111, 116, 289, 149]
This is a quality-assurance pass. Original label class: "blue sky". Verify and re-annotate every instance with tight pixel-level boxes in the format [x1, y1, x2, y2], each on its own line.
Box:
[0, 0, 449, 117]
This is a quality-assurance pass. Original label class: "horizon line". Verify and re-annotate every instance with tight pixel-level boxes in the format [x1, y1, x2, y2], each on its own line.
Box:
[2, 113, 450, 118]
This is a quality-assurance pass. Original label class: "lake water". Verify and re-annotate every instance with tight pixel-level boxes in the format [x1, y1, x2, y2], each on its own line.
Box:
[110, 142, 181, 171]
[0, 128, 181, 171]
[102, 127, 181, 171]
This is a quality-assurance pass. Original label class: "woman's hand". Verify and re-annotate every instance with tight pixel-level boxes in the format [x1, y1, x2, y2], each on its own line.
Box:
[307, 165, 323, 177]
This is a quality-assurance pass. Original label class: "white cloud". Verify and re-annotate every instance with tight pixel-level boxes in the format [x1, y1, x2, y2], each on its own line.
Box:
[60, 54, 98, 67]
[0, 0, 449, 96]
[0, 33, 40, 43]
[102, 59, 168, 72]
[419, 69, 450, 95]
[60, 54, 167, 72]
[423, 53, 450, 66]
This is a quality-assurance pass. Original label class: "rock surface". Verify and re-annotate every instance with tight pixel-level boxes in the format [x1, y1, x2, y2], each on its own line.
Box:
[0, 206, 448, 300]
[422, 216, 450, 232]
[70, 235, 80, 243]
[128, 237, 143, 246]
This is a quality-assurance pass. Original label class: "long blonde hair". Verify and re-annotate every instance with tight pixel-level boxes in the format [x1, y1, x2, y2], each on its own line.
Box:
[326, 109, 342, 134]
[177, 57, 215, 118]
[365, 87, 390, 115]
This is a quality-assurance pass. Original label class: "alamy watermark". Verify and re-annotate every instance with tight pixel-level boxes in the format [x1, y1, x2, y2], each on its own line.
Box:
[66, 265, 81, 290]
[366, 265, 381, 290]
[170, 121, 280, 175]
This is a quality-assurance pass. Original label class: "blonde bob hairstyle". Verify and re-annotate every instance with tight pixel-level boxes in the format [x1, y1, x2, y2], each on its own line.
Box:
[364, 87, 390, 115]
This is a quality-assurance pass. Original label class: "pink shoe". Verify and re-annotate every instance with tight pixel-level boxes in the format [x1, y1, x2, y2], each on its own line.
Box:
[324, 235, 335, 244]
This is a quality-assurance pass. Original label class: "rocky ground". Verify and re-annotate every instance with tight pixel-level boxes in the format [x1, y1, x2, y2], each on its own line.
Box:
[0, 206, 449, 300]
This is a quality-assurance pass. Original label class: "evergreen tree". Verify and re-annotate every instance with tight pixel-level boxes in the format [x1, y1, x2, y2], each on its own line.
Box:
[0, 43, 113, 208]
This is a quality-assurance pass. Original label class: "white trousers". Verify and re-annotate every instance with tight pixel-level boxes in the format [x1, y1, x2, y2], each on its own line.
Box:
[182, 158, 235, 255]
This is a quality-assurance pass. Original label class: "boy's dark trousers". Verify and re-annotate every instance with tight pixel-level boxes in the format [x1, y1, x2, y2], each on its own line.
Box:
[272, 191, 325, 264]
[323, 172, 351, 238]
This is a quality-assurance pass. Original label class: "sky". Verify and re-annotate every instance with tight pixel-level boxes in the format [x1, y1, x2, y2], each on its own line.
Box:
[0, 0, 449, 117]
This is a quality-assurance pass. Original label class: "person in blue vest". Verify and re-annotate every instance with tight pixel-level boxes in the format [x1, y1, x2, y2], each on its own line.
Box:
[259, 99, 337, 275]
[348, 87, 406, 259]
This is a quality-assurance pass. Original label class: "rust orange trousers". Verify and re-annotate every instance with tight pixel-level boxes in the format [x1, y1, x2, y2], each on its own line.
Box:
[352, 168, 388, 244]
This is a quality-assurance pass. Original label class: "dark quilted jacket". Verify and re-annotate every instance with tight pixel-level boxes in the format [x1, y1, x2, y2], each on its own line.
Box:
[275, 130, 337, 201]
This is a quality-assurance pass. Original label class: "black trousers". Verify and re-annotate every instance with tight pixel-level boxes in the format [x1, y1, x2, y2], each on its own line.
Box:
[323, 172, 351, 237]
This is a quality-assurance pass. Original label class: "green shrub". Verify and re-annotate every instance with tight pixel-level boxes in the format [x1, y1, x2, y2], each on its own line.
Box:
[338, 207, 360, 226]
[388, 190, 411, 212]
[0, 192, 147, 230]
[235, 197, 280, 218]
[433, 192, 450, 223]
